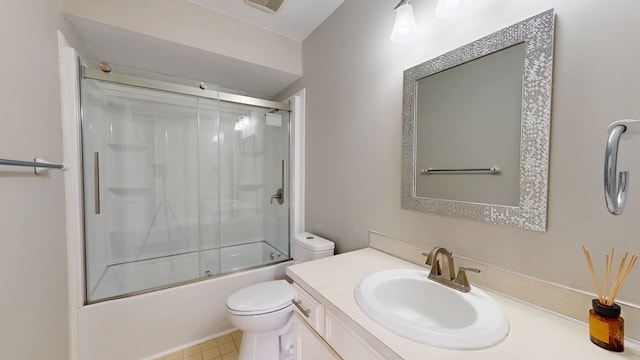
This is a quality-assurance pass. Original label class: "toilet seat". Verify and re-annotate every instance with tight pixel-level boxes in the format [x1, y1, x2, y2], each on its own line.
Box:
[226, 280, 293, 316]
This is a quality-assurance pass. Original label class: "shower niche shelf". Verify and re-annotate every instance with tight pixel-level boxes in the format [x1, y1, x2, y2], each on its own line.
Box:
[107, 187, 155, 195]
[107, 142, 153, 151]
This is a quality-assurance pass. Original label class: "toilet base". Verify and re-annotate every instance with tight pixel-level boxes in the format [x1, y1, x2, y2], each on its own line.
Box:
[237, 318, 293, 360]
[238, 330, 278, 360]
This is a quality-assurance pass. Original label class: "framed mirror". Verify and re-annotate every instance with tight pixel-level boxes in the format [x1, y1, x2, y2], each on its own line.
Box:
[401, 9, 555, 231]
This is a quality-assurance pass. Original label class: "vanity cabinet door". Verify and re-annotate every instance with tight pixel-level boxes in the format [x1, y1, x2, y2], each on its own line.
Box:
[294, 313, 342, 360]
[325, 310, 386, 360]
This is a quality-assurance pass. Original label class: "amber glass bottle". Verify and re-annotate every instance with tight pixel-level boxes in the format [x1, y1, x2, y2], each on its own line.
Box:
[589, 299, 624, 352]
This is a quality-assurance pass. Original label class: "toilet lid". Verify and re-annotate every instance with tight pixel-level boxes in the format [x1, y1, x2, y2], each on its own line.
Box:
[226, 280, 293, 314]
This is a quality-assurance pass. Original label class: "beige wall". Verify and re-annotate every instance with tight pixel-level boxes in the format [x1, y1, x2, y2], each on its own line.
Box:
[61, 0, 302, 76]
[3, 0, 640, 357]
[0, 1, 76, 359]
[280, 0, 640, 306]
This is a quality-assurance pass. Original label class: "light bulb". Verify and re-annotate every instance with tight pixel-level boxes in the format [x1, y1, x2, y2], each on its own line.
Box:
[391, 2, 417, 43]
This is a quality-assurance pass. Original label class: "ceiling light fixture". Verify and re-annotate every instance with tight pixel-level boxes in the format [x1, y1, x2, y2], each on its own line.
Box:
[390, 0, 417, 43]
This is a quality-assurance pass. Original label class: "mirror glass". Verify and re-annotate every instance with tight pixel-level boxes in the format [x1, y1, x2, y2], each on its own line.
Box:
[401, 10, 554, 231]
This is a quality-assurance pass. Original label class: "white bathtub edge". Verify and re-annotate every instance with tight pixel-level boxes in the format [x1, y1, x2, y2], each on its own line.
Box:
[78, 261, 293, 360]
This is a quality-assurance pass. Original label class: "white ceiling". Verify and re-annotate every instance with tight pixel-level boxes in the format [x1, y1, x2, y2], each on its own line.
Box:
[68, 15, 301, 99]
[66, 0, 344, 99]
[189, 0, 344, 41]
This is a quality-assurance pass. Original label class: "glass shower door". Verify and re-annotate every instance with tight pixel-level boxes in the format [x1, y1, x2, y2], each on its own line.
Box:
[81, 71, 290, 303]
[82, 79, 212, 302]
[213, 104, 290, 272]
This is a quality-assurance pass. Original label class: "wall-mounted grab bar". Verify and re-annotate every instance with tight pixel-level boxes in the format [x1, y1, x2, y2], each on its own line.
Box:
[420, 166, 501, 175]
[604, 119, 640, 215]
[0, 158, 66, 174]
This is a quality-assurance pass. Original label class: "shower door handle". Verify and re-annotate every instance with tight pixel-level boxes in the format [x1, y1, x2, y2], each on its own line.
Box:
[270, 159, 285, 205]
[94, 152, 101, 214]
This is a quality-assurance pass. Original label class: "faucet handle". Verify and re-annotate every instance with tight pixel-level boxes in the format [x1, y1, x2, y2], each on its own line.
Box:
[422, 252, 444, 276]
[421, 252, 440, 272]
[454, 267, 481, 292]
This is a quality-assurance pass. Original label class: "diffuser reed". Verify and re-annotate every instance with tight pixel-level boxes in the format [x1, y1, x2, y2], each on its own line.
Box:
[582, 246, 637, 352]
[582, 246, 637, 306]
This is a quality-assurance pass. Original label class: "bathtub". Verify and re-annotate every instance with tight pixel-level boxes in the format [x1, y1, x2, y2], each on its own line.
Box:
[78, 253, 292, 360]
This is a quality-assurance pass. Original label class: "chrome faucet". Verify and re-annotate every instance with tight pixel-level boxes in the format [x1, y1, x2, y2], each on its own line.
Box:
[423, 247, 480, 293]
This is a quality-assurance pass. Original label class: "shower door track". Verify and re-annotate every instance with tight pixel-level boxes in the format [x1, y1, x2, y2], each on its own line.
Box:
[87, 241, 291, 304]
[82, 66, 291, 111]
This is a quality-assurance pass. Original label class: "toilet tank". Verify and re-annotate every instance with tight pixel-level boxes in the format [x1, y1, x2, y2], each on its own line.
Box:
[293, 232, 335, 264]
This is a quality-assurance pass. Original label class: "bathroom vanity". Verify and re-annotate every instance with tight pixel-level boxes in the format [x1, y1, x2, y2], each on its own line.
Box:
[287, 248, 640, 359]
[292, 279, 386, 359]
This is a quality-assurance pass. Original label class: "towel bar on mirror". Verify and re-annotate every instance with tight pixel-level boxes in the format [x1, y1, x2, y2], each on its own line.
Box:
[420, 166, 501, 175]
[605, 119, 640, 215]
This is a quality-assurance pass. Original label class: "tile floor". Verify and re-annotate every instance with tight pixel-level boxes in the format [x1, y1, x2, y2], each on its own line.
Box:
[155, 330, 243, 360]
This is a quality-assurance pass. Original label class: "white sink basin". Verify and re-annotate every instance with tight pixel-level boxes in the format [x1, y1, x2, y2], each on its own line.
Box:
[354, 268, 509, 350]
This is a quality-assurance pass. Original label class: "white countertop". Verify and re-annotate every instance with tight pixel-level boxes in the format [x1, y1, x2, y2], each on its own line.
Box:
[286, 248, 640, 359]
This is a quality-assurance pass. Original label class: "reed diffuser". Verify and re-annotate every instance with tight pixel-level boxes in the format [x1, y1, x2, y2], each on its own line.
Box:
[582, 246, 637, 352]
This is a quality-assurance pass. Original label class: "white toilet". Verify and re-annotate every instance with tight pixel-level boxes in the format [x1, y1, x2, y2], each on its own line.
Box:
[226, 232, 334, 360]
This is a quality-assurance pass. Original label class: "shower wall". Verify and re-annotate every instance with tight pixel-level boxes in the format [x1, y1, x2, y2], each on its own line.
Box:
[81, 75, 290, 302]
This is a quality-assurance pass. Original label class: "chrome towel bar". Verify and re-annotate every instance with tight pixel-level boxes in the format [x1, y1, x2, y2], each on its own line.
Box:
[604, 119, 640, 215]
[420, 166, 501, 175]
[0, 158, 66, 174]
